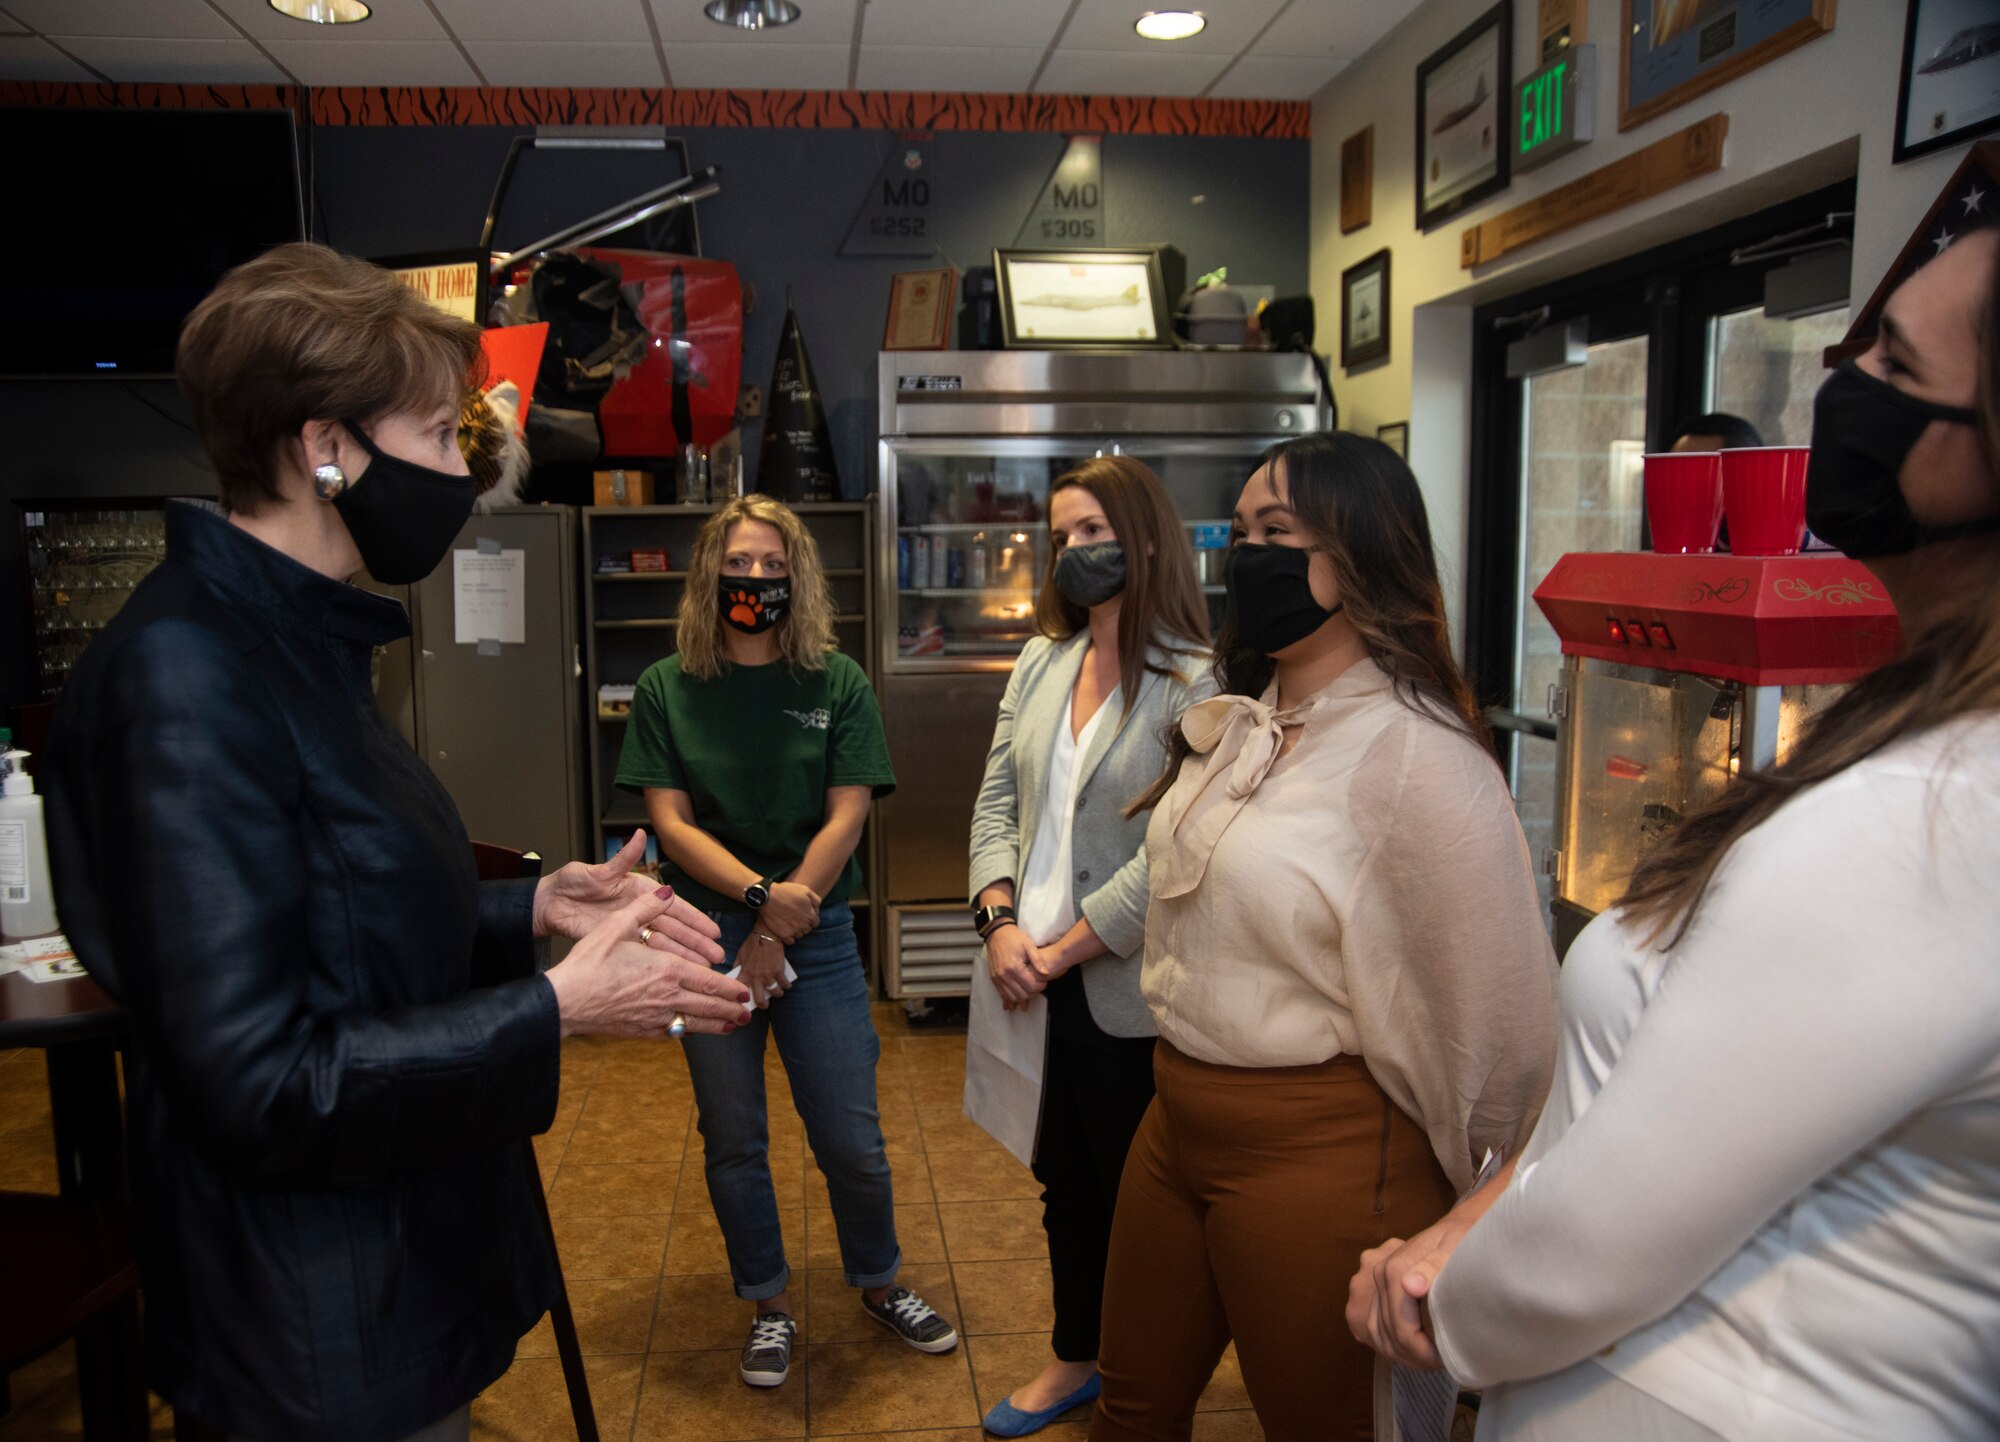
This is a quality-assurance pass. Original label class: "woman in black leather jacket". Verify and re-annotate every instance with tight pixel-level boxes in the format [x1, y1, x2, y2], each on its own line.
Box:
[42, 244, 756, 1442]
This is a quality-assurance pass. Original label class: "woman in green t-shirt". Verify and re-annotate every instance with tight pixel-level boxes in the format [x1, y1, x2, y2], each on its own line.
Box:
[616, 495, 957, 1388]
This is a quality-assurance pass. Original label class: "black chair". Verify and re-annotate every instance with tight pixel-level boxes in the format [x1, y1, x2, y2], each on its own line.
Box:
[471, 842, 597, 1442]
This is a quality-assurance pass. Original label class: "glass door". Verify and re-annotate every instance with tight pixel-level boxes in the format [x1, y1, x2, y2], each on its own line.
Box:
[1705, 303, 1852, 446]
[881, 437, 1274, 672]
[1508, 335, 1650, 904]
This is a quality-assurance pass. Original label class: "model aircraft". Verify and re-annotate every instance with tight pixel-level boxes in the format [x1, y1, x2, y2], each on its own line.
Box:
[1919, 23, 2000, 75]
[1020, 284, 1141, 311]
[1432, 73, 1490, 134]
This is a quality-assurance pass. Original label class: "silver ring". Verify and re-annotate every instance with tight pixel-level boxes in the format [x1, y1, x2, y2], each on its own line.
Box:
[639, 924, 655, 945]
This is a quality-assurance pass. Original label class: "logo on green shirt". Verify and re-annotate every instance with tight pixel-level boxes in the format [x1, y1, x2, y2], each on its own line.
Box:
[784, 707, 832, 731]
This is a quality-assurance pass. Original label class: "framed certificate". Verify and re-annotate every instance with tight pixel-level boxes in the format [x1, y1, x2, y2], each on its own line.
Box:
[883, 267, 957, 351]
[994, 248, 1174, 349]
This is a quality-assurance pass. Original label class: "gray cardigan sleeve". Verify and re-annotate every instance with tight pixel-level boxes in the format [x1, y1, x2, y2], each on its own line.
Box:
[1077, 661, 1217, 959]
[967, 637, 1043, 904]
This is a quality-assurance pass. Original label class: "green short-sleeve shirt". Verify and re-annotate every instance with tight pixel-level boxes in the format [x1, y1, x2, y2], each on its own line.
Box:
[615, 650, 895, 913]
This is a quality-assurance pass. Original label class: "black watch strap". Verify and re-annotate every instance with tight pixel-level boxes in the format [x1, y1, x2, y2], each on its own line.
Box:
[973, 903, 1017, 937]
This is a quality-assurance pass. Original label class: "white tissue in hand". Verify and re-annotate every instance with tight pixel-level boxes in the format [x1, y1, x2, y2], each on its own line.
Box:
[726, 960, 798, 1010]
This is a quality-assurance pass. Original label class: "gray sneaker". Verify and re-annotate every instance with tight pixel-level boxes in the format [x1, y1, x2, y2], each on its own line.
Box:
[862, 1286, 959, 1354]
[740, 1310, 796, 1387]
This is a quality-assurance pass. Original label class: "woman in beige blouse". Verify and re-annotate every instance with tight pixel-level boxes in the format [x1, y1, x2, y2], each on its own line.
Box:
[1090, 432, 1558, 1442]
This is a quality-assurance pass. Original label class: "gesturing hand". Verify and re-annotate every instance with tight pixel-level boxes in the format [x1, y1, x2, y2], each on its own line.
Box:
[986, 924, 1047, 1011]
[534, 830, 724, 968]
[545, 887, 752, 1039]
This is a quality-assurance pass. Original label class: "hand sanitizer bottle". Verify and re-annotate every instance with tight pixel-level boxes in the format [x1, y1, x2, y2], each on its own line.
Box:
[0, 736, 60, 941]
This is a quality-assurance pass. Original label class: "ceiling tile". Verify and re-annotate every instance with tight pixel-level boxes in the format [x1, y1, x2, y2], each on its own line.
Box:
[1205, 52, 1347, 101]
[465, 39, 664, 86]
[211, 0, 449, 45]
[3, 0, 235, 39]
[1034, 47, 1230, 98]
[856, 0, 1071, 51]
[664, 40, 848, 87]
[0, 33, 97, 77]
[260, 38, 478, 83]
[649, 0, 856, 47]
[58, 34, 289, 81]
[855, 45, 1042, 93]
[0, 9, 29, 35]
[431, 0, 653, 44]
[1252, 0, 1415, 59]
[1058, 0, 1285, 56]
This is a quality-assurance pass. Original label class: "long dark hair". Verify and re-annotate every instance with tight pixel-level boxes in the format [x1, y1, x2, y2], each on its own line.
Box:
[1131, 431, 1485, 814]
[1036, 455, 1210, 716]
[1621, 227, 2000, 943]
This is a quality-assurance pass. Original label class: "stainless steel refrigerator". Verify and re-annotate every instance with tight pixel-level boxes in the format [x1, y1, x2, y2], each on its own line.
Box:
[873, 350, 1328, 999]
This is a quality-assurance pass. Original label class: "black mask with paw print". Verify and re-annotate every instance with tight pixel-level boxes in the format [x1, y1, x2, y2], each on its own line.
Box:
[718, 575, 790, 634]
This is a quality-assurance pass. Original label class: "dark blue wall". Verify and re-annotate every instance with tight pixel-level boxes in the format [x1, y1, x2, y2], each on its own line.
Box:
[1, 120, 1307, 705]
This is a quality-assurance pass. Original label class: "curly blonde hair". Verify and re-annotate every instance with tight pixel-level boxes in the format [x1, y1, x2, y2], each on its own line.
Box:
[676, 495, 836, 679]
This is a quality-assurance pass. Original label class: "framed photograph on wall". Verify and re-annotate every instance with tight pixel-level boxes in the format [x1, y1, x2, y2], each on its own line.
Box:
[1895, 0, 2000, 164]
[993, 248, 1174, 349]
[1417, 1, 1513, 233]
[1377, 421, 1409, 460]
[1341, 249, 1392, 369]
[1619, 0, 1834, 133]
[883, 267, 957, 351]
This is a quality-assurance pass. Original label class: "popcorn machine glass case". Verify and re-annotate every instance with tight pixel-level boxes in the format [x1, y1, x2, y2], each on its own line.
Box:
[1533, 553, 1899, 956]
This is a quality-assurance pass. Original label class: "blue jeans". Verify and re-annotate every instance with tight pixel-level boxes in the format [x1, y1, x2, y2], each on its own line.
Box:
[682, 900, 901, 1300]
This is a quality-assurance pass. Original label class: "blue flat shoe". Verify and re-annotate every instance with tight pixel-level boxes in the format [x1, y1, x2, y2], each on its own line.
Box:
[981, 1372, 1102, 1437]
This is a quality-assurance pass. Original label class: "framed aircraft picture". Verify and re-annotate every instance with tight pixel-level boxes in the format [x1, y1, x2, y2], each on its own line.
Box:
[1417, 1, 1514, 233]
[1341, 249, 1392, 369]
[1896, 0, 2000, 163]
[993, 248, 1174, 349]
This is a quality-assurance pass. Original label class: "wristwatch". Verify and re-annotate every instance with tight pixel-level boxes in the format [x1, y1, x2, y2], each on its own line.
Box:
[972, 903, 1017, 938]
[743, 879, 770, 910]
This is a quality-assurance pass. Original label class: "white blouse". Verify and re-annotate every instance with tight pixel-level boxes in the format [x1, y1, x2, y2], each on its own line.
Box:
[1014, 686, 1114, 947]
[1430, 714, 2000, 1441]
[1141, 659, 1558, 1192]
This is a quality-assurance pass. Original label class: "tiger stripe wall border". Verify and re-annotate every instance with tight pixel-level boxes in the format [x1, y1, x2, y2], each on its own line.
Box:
[0, 83, 1309, 139]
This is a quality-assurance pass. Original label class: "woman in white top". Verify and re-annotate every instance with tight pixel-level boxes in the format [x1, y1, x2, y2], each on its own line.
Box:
[966, 456, 1211, 1436]
[1092, 433, 1559, 1442]
[1347, 226, 2000, 1440]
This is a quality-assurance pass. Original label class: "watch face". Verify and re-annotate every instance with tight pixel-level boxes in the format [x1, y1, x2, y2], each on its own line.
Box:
[746, 883, 770, 908]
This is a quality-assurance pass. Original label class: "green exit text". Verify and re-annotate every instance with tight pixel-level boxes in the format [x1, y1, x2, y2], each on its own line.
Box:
[1521, 59, 1568, 155]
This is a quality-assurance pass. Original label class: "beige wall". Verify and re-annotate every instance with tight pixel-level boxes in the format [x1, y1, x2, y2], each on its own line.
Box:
[1308, 0, 1976, 639]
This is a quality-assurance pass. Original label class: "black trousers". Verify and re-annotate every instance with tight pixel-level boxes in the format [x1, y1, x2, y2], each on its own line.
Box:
[1033, 967, 1159, 1362]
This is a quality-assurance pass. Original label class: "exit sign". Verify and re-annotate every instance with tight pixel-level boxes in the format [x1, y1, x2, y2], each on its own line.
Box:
[1515, 44, 1595, 174]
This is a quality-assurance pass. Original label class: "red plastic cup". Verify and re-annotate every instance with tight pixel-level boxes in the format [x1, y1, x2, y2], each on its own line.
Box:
[1644, 452, 1723, 554]
[1722, 447, 1810, 556]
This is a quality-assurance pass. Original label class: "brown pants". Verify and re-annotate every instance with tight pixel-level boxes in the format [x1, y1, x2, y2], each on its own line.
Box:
[1091, 1043, 1455, 1442]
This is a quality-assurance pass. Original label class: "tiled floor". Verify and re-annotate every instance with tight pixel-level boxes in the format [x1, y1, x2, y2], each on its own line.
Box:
[1, 1006, 1264, 1440]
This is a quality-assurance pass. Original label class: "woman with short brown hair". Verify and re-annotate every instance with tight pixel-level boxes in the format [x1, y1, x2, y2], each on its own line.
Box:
[44, 243, 750, 1442]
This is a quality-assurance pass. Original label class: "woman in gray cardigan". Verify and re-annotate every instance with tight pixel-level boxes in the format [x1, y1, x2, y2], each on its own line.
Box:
[966, 456, 1212, 1436]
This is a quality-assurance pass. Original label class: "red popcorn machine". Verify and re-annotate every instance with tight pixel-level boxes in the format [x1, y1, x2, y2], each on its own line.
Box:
[1531, 552, 1901, 956]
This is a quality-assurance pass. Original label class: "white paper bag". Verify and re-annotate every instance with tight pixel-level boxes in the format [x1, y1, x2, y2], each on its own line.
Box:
[963, 942, 1047, 1167]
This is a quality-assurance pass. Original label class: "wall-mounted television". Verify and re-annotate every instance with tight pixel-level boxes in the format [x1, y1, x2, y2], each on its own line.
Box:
[0, 107, 306, 379]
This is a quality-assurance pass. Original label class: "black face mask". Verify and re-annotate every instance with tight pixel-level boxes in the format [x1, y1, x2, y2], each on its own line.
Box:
[1806, 360, 1998, 558]
[333, 421, 477, 584]
[1054, 542, 1128, 608]
[718, 574, 790, 634]
[1226, 543, 1342, 656]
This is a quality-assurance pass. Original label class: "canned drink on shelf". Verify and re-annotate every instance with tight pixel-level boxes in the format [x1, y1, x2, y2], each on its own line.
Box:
[910, 534, 931, 589]
[946, 546, 965, 589]
[929, 534, 949, 588]
[897, 535, 913, 590]
[967, 543, 989, 588]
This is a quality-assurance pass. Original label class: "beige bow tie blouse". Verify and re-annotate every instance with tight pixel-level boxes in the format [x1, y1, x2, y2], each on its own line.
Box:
[1141, 658, 1559, 1191]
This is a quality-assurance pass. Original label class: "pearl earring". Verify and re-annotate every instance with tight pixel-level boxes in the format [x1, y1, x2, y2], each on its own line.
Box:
[313, 463, 348, 500]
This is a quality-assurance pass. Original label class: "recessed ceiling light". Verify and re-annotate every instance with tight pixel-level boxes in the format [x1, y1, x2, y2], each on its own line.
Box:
[705, 0, 802, 30]
[1135, 10, 1205, 41]
[268, 0, 371, 22]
